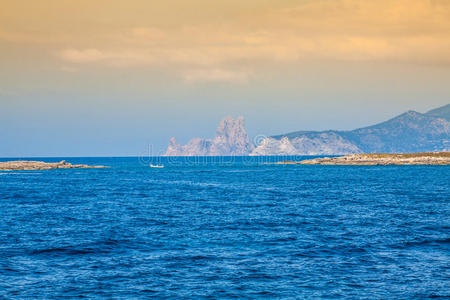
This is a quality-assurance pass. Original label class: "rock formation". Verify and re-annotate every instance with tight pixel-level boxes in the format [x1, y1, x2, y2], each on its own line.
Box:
[274, 152, 450, 165]
[164, 116, 254, 156]
[251, 133, 361, 155]
[163, 104, 449, 156]
[0, 160, 107, 170]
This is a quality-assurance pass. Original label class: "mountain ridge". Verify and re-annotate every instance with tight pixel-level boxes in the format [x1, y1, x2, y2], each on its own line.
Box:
[253, 105, 449, 155]
[426, 104, 450, 120]
[164, 104, 450, 156]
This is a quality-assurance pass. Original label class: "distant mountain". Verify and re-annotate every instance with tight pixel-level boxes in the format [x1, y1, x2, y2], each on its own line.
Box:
[426, 104, 450, 120]
[252, 104, 450, 155]
[164, 116, 254, 156]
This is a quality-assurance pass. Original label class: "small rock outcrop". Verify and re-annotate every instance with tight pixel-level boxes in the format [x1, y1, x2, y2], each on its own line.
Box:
[164, 116, 254, 156]
[0, 160, 107, 171]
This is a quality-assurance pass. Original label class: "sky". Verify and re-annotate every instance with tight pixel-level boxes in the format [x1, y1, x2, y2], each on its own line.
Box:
[1, 0, 450, 157]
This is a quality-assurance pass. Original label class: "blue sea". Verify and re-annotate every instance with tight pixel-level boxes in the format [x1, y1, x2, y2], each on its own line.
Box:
[0, 156, 449, 299]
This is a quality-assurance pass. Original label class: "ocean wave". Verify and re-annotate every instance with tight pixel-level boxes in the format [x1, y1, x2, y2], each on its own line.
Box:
[29, 238, 129, 257]
[0, 172, 42, 175]
[403, 237, 450, 247]
[147, 179, 235, 189]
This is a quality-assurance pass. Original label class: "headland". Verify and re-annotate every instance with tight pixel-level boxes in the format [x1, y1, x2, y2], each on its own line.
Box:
[275, 152, 450, 165]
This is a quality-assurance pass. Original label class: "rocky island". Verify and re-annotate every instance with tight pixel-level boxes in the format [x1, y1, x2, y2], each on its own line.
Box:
[0, 160, 107, 171]
[275, 152, 450, 165]
[164, 116, 254, 156]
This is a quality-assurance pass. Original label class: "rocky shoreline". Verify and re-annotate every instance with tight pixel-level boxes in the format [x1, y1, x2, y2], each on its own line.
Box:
[0, 160, 107, 171]
[275, 152, 450, 165]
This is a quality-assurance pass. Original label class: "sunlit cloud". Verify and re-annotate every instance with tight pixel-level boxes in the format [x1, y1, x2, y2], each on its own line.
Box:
[55, 0, 450, 70]
[3, 0, 449, 83]
[59, 48, 157, 67]
[60, 49, 106, 63]
[182, 68, 249, 84]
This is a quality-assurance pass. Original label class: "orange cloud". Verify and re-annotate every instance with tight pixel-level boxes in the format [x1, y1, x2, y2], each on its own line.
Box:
[182, 68, 249, 83]
[3, 0, 450, 82]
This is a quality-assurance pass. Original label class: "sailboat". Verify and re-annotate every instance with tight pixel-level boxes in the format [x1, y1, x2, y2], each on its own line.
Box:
[150, 163, 164, 168]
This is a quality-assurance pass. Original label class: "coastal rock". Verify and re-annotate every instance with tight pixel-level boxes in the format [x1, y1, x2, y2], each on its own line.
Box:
[164, 137, 183, 156]
[210, 116, 254, 155]
[0, 160, 107, 171]
[251, 137, 297, 155]
[275, 152, 450, 165]
[181, 138, 212, 156]
[251, 133, 361, 155]
[164, 116, 254, 156]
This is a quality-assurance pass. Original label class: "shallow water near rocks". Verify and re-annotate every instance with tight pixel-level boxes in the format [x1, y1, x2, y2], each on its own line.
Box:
[0, 157, 449, 298]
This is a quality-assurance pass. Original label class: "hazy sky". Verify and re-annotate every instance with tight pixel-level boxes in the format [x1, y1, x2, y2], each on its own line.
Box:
[1, 0, 450, 156]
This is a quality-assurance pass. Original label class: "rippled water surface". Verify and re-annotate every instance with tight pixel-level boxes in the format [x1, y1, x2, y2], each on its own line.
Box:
[0, 157, 449, 298]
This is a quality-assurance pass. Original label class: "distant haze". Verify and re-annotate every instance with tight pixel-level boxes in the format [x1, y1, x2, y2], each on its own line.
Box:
[1, 0, 450, 157]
